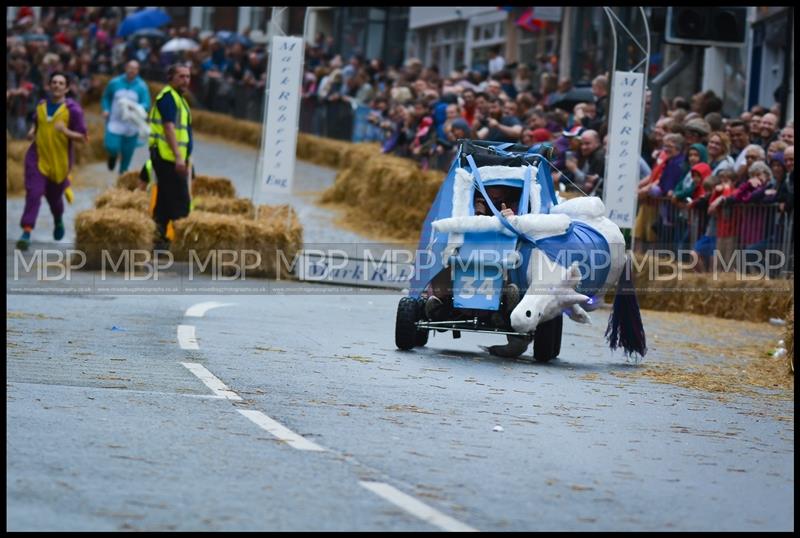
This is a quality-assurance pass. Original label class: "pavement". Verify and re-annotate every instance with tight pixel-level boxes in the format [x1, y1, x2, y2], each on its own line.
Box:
[6, 130, 794, 531]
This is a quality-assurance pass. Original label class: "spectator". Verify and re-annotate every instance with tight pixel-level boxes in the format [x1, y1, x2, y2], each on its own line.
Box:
[691, 173, 722, 272]
[766, 139, 788, 163]
[514, 64, 533, 94]
[707, 169, 738, 267]
[755, 112, 780, 150]
[477, 98, 523, 143]
[727, 119, 750, 160]
[591, 74, 609, 128]
[779, 125, 794, 146]
[487, 46, 506, 76]
[563, 129, 604, 195]
[748, 113, 763, 140]
[736, 144, 766, 183]
[684, 118, 710, 147]
[706, 131, 735, 175]
[675, 143, 709, 198]
[460, 88, 478, 127]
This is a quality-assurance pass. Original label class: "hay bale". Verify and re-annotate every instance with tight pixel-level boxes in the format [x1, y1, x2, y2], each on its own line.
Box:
[320, 148, 444, 241]
[169, 211, 245, 267]
[7, 158, 25, 194]
[116, 171, 142, 191]
[7, 134, 30, 194]
[74, 120, 107, 166]
[74, 208, 156, 270]
[192, 109, 261, 147]
[192, 175, 236, 198]
[94, 188, 149, 214]
[7, 136, 30, 163]
[193, 196, 255, 219]
[244, 204, 304, 278]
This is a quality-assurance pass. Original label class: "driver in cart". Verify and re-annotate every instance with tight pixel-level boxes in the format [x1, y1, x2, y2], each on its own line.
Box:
[425, 184, 522, 323]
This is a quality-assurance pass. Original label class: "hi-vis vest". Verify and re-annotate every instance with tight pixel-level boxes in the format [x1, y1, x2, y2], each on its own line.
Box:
[148, 86, 190, 162]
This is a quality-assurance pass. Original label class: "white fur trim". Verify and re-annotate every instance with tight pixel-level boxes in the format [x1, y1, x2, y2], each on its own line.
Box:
[433, 215, 513, 235]
[550, 196, 606, 219]
[432, 213, 571, 240]
[512, 213, 571, 239]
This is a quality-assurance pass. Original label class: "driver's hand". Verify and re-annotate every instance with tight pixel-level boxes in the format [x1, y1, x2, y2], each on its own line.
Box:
[500, 202, 514, 217]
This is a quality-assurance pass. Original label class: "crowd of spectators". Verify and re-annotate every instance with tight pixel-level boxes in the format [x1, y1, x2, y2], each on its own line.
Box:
[6, 6, 271, 139]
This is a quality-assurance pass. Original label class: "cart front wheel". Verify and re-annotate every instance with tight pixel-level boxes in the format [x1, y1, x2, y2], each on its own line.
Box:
[533, 314, 563, 362]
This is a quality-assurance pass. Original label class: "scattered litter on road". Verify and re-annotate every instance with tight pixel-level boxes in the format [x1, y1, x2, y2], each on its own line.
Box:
[768, 318, 786, 326]
[772, 348, 787, 360]
[110, 326, 126, 332]
[493, 425, 504, 432]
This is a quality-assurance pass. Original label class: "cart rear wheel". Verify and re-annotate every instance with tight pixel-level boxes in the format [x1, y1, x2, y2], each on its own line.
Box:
[533, 314, 563, 362]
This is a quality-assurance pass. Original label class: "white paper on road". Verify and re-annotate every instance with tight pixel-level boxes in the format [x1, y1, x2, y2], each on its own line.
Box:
[260, 36, 304, 196]
[603, 71, 645, 229]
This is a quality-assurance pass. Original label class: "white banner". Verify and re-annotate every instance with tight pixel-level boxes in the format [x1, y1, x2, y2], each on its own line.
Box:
[260, 36, 304, 195]
[603, 71, 645, 229]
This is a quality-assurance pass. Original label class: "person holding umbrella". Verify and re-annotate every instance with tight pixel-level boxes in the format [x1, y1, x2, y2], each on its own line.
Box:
[101, 60, 151, 174]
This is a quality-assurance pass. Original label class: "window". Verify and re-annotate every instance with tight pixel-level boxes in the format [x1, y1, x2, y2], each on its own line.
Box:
[202, 7, 214, 32]
[250, 7, 267, 32]
[423, 21, 466, 75]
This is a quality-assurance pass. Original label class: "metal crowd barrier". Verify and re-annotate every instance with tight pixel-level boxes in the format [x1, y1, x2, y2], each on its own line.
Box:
[635, 196, 794, 275]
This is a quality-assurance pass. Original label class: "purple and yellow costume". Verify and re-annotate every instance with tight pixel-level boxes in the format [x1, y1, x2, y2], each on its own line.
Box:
[21, 97, 87, 230]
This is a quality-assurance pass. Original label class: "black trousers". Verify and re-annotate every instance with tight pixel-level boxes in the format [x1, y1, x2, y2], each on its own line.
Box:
[151, 148, 191, 240]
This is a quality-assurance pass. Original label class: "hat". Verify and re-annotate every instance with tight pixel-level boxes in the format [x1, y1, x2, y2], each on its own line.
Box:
[690, 162, 712, 180]
[451, 118, 470, 133]
[531, 128, 552, 143]
[685, 118, 711, 136]
[563, 124, 584, 138]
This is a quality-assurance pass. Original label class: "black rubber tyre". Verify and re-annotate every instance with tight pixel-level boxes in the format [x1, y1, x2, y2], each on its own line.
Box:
[414, 298, 429, 347]
[533, 314, 563, 362]
[396, 297, 421, 350]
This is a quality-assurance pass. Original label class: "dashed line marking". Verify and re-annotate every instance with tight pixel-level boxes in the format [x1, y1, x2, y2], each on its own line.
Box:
[359, 481, 478, 532]
[185, 302, 236, 318]
[180, 362, 242, 401]
[237, 409, 327, 452]
[177, 325, 199, 350]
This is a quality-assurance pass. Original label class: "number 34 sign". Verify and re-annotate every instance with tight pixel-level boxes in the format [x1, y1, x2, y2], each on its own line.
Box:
[453, 265, 503, 310]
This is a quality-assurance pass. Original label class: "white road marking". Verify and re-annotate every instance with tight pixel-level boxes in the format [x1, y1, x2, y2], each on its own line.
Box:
[180, 362, 242, 401]
[185, 301, 235, 318]
[177, 324, 199, 350]
[237, 409, 327, 452]
[359, 481, 478, 532]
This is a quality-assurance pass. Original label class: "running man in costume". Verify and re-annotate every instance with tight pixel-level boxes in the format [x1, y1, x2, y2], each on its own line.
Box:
[101, 60, 151, 174]
[17, 71, 88, 251]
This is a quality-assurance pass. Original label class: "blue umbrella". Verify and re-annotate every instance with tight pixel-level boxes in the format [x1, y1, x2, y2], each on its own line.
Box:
[118, 8, 171, 38]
